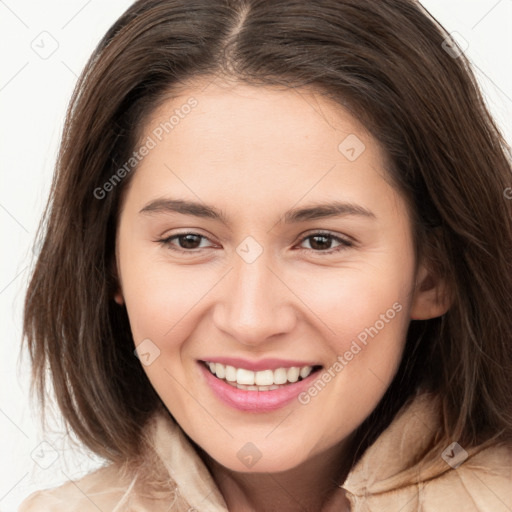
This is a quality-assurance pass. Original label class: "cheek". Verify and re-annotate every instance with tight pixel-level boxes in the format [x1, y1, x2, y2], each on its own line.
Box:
[293, 276, 411, 443]
[118, 251, 209, 410]
[120, 249, 214, 346]
[290, 256, 414, 426]
[290, 257, 413, 354]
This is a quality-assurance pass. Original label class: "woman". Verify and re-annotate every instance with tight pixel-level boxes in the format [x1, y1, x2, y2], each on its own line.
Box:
[20, 0, 512, 510]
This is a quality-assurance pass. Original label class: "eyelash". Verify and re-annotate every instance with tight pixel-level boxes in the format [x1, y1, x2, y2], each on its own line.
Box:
[155, 231, 353, 255]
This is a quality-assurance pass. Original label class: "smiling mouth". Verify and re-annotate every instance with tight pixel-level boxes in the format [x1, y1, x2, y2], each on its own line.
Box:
[201, 360, 323, 391]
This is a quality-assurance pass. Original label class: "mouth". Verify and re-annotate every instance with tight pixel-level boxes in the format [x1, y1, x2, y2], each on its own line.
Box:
[201, 360, 323, 391]
[198, 360, 323, 412]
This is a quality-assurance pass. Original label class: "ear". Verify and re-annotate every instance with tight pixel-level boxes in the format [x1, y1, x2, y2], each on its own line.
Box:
[410, 262, 452, 320]
[114, 288, 124, 305]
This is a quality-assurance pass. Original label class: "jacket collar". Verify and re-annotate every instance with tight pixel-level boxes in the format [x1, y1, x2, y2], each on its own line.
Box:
[150, 410, 230, 511]
[147, 391, 456, 508]
[341, 391, 450, 496]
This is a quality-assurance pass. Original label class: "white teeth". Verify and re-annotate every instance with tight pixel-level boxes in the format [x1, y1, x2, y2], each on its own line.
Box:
[300, 366, 313, 379]
[205, 361, 316, 388]
[215, 363, 226, 379]
[273, 368, 288, 385]
[255, 369, 274, 386]
[225, 365, 237, 382]
[236, 368, 255, 385]
[287, 367, 300, 383]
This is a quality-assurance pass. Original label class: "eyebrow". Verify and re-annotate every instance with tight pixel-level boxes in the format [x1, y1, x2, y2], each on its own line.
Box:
[139, 198, 376, 224]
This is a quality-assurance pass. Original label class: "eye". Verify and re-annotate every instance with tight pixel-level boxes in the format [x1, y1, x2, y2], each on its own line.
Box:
[156, 232, 214, 253]
[156, 230, 353, 255]
[296, 231, 353, 254]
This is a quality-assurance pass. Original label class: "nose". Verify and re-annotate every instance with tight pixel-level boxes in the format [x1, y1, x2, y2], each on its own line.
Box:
[212, 250, 297, 347]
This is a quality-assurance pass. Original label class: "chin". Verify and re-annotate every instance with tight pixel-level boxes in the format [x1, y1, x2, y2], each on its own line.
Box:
[204, 444, 311, 475]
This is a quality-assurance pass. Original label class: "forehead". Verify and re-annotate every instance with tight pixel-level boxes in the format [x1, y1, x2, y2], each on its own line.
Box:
[142, 80, 372, 164]
[121, 81, 404, 225]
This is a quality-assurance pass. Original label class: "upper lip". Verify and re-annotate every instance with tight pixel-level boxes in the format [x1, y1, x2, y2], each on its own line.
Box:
[200, 357, 322, 371]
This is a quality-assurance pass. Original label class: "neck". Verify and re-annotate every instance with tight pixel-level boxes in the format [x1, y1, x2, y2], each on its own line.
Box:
[199, 440, 354, 512]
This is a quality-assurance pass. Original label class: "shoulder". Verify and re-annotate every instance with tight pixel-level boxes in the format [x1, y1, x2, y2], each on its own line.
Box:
[423, 441, 512, 511]
[343, 392, 512, 511]
[18, 463, 136, 512]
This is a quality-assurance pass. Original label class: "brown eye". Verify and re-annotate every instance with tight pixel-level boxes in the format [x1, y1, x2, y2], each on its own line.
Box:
[298, 232, 353, 253]
[308, 234, 333, 250]
[175, 234, 203, 249]
[157, 232, 213, 252]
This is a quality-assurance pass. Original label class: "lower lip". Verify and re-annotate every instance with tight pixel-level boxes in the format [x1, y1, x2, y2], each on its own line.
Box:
[198, 362, 321, 412]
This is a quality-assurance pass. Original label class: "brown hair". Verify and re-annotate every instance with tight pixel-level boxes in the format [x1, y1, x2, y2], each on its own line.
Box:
[23, 0, 512, 468]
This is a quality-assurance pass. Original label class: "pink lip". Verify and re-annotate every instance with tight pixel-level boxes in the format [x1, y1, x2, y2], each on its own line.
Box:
[201, 357, 320, 371]
[198, 361, 321, 413]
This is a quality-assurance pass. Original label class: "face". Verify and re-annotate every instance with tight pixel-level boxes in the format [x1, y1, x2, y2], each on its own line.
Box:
[115, 79, 439, 473]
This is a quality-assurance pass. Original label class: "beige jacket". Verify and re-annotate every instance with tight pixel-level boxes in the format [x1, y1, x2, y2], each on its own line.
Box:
[19, 392, 512, 511]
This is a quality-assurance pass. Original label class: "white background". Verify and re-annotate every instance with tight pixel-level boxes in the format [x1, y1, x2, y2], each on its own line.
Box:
[1, 1, 511, 510]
